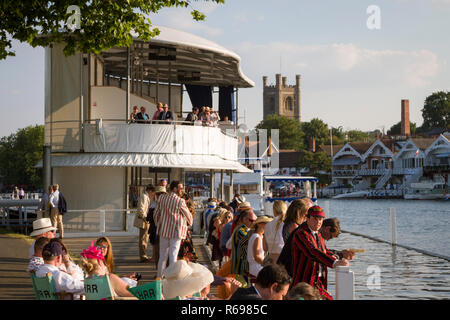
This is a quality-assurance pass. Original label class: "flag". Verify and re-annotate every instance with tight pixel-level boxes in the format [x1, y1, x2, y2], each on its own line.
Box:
[415, 149, 419, 157]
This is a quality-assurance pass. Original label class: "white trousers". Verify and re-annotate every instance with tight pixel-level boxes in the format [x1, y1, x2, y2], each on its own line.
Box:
[157, 237, 181, 278]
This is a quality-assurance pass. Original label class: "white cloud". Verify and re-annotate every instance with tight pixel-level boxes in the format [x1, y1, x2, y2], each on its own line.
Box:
[234, 41, 440, 89]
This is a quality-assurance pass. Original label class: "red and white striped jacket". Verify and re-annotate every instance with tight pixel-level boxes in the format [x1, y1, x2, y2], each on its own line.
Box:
[154, 192, 193, 240]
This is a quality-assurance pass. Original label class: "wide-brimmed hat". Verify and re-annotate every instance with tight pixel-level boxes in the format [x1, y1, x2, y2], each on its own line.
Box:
[235, 195, 246, 203]
[237, 201, 252, 211]
[307, 205, 325, 218]
[254, 215, 273, 225]
[162, 260, 214, 299]
[155, 186, 167, 194]
[30, 218, 56, 237]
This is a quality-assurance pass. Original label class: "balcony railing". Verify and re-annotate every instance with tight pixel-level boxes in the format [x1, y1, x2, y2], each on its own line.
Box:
[46, 119, 239, 161]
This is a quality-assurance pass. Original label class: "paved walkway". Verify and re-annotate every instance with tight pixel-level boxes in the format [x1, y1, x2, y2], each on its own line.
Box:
[0, 233, 213, 300]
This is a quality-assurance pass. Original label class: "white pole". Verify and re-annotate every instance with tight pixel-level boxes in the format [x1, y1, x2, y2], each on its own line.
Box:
[99, 210, 106, 234]
[390, 208, 397, 245]
[335, 266, 355, 300]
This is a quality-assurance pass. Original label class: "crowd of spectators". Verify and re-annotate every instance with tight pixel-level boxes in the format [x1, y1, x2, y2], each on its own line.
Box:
[129, 103, 231, 127]
[26, 187, 355, 301]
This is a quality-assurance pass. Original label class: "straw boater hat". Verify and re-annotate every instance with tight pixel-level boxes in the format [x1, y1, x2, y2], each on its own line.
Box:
[155, 186, 167, 194]
[30, 218, 56, 237]
[162, 260, 214, 299]
[254, 215, 273, 225]
[237, 201, 252, 211]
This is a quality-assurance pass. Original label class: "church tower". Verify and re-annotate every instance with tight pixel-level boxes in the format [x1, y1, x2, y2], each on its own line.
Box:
[263, 74, 301, 122]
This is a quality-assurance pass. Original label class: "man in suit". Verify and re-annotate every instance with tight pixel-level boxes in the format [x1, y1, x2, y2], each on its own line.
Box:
[133, 185, 155, 263]
[230, 264, 291, 300]
[158, 104, 174, 123]
[291, 206, 349, 300]
[320, 217, 355, 260]
[154, 181, 193, 278]
[136, 106, 149, 123]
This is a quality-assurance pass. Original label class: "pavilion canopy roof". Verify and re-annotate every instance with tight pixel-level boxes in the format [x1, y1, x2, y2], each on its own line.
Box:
[101, 25, 254, 88]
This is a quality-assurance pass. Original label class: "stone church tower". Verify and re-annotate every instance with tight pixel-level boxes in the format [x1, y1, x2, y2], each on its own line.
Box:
[263, 74, 301, 122]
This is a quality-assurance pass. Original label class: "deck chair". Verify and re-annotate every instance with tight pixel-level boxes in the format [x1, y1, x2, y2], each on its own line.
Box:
[30, 271, 74, 300]
[84, 275, 115, 300]
[128, 279, 162, 300]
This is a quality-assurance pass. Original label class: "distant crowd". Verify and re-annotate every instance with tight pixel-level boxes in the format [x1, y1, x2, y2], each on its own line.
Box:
[130, 103, 231, 127]
[26, 180, 356, 300]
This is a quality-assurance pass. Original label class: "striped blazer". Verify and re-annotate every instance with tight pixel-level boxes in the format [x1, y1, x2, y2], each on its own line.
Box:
[291, 222, 336, 291]
[154, 192, 193, 240]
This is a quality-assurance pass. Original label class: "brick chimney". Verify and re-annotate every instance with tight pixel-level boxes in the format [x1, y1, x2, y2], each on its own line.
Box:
[401, 99, 411, 136]
[309, 137, 316, 153]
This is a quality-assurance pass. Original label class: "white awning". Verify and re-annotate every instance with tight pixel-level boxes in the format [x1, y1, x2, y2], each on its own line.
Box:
[36, 153, 252, 173]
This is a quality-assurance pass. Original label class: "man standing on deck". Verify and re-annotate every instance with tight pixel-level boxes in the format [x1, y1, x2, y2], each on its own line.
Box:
[291, 206, 349, 300]
[49, 184, 64, 239]
[154, 181, 193, 278]
[134, 185, 155, 263]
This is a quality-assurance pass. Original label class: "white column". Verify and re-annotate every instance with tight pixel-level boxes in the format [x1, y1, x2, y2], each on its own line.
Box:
[335, 266, 355, 300]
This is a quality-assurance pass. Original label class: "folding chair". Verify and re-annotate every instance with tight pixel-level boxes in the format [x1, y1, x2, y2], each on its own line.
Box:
[29, 271, 74, 300]
[84, 275, 115, 300]
[128, 279, 162, 300]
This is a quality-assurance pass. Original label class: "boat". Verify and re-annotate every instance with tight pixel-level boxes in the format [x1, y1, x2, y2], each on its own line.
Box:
[404, 179, 448, 200]
[332, 190, 369, 199]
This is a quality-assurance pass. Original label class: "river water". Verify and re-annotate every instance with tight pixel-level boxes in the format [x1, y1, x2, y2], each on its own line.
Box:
[320, 199, 450, 300]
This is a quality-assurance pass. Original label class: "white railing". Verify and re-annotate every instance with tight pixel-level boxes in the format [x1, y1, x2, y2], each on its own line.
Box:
[36, 209, 138, 236]
[83, 120, 239, 161]
[335, 266, 355, 300]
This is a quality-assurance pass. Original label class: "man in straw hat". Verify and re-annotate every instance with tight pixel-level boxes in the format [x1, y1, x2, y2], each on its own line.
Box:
[290, 205, 349, 300]
[154, 181, 193, 278]
[28, 218, 56, 258]
[134, 185, 156, 263]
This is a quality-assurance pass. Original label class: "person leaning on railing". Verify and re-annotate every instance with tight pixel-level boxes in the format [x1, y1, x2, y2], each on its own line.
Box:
[130, 106, 139, 123]
[158, 104, 175, 123]
[136, 106, 150, 123]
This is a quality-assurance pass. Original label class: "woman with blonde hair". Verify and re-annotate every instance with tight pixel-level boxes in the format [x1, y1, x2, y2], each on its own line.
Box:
[281, 198, 313, 242]
[263, 200, 288, 263]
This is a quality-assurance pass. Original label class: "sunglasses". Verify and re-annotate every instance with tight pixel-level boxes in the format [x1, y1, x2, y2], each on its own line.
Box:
[97, 244, 108, 249]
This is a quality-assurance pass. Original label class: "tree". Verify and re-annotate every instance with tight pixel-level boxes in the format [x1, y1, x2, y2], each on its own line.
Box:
[387, 121, 417, 135]
[297, 151, 331, 174]
[301, 118, 329, 147]
[0, 125, 44, 190]
[421, 91, 450, 131]
[0, 0, 224, 60]
[255, 114, 305, 151]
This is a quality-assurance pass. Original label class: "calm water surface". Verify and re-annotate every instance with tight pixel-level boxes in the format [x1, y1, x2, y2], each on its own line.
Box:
[320, 199, 450, 299]
[321, 199, 450, 257]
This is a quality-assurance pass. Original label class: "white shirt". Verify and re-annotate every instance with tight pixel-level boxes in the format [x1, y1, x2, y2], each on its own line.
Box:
[36, 263, 85, 297]
[264, 217, 285, 254]
[247, 233, 264, 277]
[49, 190, 59, 208]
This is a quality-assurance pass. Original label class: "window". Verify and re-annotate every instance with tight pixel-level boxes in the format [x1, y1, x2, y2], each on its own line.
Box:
[285, 96, 293, 111]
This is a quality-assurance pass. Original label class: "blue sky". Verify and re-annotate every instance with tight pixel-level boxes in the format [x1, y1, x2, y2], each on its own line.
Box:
[1, 0, 449, 137]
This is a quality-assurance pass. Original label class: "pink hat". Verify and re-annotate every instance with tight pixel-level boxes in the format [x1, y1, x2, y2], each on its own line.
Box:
[81, 240, 105, 261]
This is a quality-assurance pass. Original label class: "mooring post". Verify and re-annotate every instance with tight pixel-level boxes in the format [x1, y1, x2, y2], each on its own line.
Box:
[390, 207, 397, 245]
[335, 266, 355, 300]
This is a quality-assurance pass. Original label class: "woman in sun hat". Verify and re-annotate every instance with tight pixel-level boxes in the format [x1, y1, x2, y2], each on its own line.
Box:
[247, 215, 273, 278]
[162, 259, 214, 300]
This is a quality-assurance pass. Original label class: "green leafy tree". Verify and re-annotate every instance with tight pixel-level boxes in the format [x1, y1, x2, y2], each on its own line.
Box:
[256, 114, 305, 151]
[301, 118, 329, 147]
[297, 151, 331, 174]
[387, 121, 417, 135]
[0, 0, 224, 60]
[421, 91, 450, 131]
[0, 125, 44, 190]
